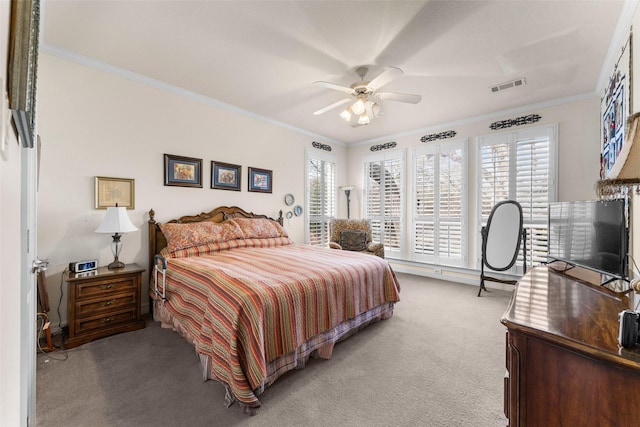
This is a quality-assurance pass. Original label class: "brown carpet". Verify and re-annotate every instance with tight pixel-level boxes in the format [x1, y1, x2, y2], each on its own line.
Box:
[36, 273, 512, 426]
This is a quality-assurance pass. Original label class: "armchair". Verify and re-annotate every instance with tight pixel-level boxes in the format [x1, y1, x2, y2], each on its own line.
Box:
[329, 218, 384, 258]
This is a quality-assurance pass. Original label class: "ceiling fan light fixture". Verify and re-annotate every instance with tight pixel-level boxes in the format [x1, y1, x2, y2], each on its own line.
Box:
[339, 109, 352, 122]
[371, 102, 382, 118]
[358, 114, 370, 125]
[351, 98, 366, 115]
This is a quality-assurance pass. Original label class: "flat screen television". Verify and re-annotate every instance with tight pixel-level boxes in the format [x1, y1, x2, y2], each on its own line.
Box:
[547, 199, 629, 280]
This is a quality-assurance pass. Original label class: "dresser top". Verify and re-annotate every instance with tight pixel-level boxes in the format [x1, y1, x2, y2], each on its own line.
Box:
[501, 265, 640, 370]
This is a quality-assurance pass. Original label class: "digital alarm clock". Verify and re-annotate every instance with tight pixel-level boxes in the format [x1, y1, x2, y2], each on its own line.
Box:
[69, 259, 98, 273]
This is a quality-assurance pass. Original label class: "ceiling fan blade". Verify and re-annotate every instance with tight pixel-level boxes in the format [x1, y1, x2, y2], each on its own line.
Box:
[313, 81, 355, 94]
[367, 66, 404, 91]
[376, 92, 422, 104]
[313, 98, 351, 115]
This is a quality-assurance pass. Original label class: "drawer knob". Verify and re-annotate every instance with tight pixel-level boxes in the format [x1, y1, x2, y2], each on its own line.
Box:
[101, 317, 113, 323]
[103, 299, 116, 307]
[100, 284, 114, 290]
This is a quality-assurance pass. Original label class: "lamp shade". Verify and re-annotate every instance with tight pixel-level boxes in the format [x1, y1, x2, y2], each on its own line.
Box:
[95, 206, 137, 234]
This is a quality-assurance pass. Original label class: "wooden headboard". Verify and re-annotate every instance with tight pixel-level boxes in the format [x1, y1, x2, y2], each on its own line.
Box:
[148, 206, 284, 273]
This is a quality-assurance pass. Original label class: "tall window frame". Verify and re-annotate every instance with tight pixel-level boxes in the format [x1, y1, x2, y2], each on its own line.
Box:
[305, 149, 336, 246]
[477, 124, 558, 273]
[412, 140, 468, 267]
[363, 150, 405, 259]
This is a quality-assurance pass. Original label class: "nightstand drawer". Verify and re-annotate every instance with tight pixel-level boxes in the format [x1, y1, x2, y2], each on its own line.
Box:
[76, 277, 137, 300]
[76, 292, 137, 317]
[75, 308, 137, 334]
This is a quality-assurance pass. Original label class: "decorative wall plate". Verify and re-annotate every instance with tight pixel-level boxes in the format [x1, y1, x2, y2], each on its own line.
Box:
[294, 205, 303, 216]
[286, 211, 293, 219]
[284, 193, 295, 206]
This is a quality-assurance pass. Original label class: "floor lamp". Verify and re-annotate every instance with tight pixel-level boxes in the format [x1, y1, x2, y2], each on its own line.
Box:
[341, 185, 355, 218]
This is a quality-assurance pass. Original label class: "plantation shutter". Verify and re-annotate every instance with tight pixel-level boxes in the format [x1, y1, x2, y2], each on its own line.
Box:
[364, 151, 404, 258]
[306, 154, 336, 246]
[413, 141, 467, 266]
[478, 125, 557, 273]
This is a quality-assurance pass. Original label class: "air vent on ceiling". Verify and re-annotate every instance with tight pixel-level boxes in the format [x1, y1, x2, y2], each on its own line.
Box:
[490, 78, 526, 93]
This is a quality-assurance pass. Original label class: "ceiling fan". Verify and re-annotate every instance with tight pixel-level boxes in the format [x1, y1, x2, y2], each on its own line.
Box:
[313, 66, 421, 126]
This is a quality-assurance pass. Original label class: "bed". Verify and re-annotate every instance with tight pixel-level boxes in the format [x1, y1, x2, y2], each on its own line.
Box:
[147, 206, 401, 414]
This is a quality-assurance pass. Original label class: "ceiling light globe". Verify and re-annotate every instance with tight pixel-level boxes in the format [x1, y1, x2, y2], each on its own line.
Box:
[351, 99, 365, 115]
[339, 110, 352, 121]
[371, 103, 383, 118]
[358, 115, 370, 125]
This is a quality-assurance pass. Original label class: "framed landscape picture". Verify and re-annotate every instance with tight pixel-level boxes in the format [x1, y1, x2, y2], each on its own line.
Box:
[248, 167, 272, 193]
[164, 154, 202, 188]
[211, 161, 241, 191]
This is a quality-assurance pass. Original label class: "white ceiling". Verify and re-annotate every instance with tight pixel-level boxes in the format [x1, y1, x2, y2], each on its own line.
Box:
[42, 0, 626, 144]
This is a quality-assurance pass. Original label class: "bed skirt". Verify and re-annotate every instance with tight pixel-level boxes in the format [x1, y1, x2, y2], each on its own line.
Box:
[153, 298, 395, 414]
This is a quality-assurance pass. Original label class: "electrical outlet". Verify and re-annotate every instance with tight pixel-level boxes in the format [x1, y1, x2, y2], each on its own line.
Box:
[434, 268, 442, 274]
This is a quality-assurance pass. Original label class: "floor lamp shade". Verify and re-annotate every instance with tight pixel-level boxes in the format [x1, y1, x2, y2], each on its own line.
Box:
[95, 206, 137, 269]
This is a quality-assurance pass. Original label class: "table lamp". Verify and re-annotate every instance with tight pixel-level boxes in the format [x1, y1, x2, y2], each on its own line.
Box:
[95, 205, 137, 269]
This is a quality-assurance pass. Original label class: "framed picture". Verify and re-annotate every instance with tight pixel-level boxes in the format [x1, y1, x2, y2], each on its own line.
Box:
[600, 32, 632, 179]
[8, 0, 40, 148]
[211, 161, 241, 191]
[248, 167, 272, 193]
[164, 154, 202, 188]
[95, 176, 135, 209]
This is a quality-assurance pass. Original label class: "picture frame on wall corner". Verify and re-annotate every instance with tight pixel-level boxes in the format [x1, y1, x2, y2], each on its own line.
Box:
[164, 154, 203, 188]
[211, 161, 241, 191]
[95, 176, 135, 209]
[248, 167, 272, 193]
[7, 0, 40, 148]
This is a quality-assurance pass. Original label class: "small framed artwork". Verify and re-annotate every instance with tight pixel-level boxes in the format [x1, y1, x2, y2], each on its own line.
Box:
[95, 176, 135, 209]
[164, 154, 202, 188]
[248, 167, 272, 193]
[211, 161, 241, 191]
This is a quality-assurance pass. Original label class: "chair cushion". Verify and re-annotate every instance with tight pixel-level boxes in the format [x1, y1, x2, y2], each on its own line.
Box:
[339, 230, 367, 251]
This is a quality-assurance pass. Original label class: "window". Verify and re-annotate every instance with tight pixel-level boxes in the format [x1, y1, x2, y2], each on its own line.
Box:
[412, 140, 467, 266]
[478, 125, 557, 272]
[364, 151, 404, 258]
[306, 152, 336, 246]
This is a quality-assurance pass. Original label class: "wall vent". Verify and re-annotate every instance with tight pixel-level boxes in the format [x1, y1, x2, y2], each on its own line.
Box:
[490, 78, 526, 93]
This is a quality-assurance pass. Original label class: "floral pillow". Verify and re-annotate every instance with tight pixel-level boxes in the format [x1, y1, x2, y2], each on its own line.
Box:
[229, 218, 288, 239]
[160, 221, 244, 252]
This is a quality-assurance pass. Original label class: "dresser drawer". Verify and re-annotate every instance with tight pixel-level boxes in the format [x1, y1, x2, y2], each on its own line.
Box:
[75, 308, 137, 335]
[75, 292, 137, 317]
[76, 277, 137, 300]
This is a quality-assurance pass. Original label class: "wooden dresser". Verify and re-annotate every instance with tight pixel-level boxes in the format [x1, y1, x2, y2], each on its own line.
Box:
[501, 265, 640, 427]
[64, 263, 145, 349]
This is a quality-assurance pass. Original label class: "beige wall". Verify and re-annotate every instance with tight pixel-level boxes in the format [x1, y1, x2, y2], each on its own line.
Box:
[35, 4, 640, 329]
[345, 97, 601, 278]
[36, 53, 347, 327]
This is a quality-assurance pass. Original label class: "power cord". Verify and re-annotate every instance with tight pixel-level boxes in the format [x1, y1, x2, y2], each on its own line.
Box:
[57, 268, 68, 334]
[36, 312, 68, 361]
[36, 269, 70, 360]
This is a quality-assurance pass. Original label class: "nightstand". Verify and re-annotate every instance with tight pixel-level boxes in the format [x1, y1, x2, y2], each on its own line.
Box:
[64, 263, 145, 349]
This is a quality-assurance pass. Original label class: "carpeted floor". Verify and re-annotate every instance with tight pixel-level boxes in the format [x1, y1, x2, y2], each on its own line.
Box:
[36, 273, 512, 427]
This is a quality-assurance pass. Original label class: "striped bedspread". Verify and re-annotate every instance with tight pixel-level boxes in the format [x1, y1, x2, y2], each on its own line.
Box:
[153, 238, 400, 408]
